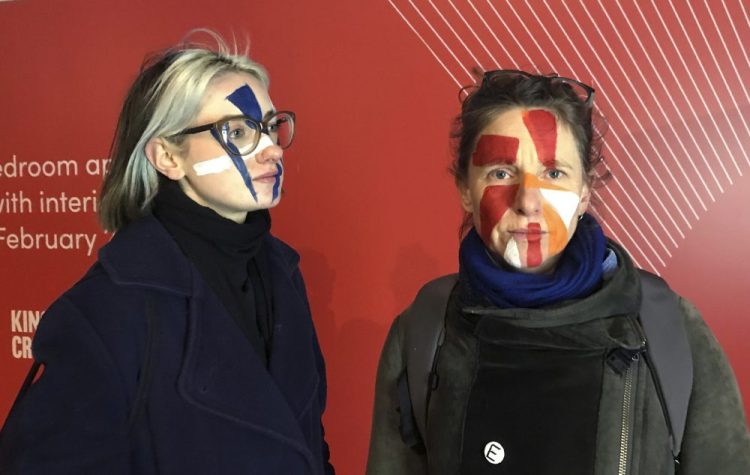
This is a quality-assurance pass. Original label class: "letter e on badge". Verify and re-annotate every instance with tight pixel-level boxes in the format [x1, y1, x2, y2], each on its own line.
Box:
[484, 441, 505, 465]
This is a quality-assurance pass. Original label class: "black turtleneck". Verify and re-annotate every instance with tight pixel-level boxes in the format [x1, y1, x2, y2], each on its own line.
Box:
[152, 180, 274, 366]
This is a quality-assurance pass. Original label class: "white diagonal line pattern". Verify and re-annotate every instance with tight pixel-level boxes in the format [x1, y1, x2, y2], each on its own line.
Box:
[680, 0, 750, 169]
[597, 0, 709, 212]
[428, 0, 483, 69]
[617, 0, 723, 198]
[407, 0, 475, 81]
[447, 0, 500, 68]
[652, 0, 742, 178]
[631, 0, 734, 187]
[387, 0, 463, 88]
[721, 0, 750, 77]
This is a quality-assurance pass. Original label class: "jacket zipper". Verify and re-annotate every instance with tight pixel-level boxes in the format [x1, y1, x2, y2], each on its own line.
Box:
[618, 359, 636, 475]
[608, 343, 644, 475]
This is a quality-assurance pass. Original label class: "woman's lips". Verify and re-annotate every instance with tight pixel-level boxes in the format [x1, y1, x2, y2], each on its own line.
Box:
[252, 171, 278, 183]
[509, 223, 544, 242]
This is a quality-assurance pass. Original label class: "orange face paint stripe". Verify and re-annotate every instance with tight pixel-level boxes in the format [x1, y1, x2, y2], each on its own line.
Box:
[541, 203, 568, 256]
[521, 172, 569, 192]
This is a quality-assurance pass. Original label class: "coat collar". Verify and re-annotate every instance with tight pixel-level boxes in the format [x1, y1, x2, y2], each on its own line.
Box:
[98, 214, 300, 296]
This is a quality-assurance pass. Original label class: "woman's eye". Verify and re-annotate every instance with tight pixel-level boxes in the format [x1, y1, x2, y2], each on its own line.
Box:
[547, 169, 565, 179]
[228, 127, 246, 139]
[488, 169, 511, 180]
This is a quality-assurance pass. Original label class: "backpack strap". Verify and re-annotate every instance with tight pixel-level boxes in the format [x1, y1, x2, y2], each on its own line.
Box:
[397, 274, 458, 447]
[638, 270, 693, 460]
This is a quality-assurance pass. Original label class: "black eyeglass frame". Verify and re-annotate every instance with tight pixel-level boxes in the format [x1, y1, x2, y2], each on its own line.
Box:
[170, 110, 296, 157]
[461, 69, 595, 107]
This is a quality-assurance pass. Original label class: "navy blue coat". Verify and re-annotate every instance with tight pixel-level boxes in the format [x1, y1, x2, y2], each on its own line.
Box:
[0, 215, 333, 474]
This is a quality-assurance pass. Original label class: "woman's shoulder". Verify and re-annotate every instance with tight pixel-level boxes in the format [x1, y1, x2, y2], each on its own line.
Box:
[264, 234, 301, 271]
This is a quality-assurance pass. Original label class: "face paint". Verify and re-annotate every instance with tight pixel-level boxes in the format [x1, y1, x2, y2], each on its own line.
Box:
[209, 84, 265, 201]
[193, 153, 234, 176]
[193, 133, 276, 192]
[504, 239, 522, 267]
[472, 134, 519, 166]
[209, 128, 258, 202]
[474, 133, 520, 243]
[470, 109, 586, 271]
[479, 184, 518, 245]
[522, 109, 557, 168]
[272, 162, 283, 201]
[525, 222, 542, 267]
[540, 189, 581, 256]
[227, 84, 263, 121]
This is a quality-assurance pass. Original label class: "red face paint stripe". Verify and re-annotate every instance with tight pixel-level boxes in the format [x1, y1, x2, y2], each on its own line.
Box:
[473, 134, 520, 166]
[526, 222, 542, 267]
[522, 109, 557, 168]
[479, 184, 518, 244]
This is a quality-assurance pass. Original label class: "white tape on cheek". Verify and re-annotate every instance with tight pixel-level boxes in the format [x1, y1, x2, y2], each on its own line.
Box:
[504, 238, 522, 268]
[539, 188, 581, 228]
[193, 154, 233, 176]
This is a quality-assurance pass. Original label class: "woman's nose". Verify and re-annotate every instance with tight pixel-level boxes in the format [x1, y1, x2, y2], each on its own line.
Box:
[254, 142, 283, 164]
[514, 173, 543, 216]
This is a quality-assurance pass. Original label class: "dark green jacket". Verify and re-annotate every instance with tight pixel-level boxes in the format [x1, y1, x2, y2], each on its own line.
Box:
[367, 244, 750, 474]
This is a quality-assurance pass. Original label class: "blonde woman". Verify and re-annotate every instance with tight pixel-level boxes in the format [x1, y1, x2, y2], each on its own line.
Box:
[0, 34, 333, 475]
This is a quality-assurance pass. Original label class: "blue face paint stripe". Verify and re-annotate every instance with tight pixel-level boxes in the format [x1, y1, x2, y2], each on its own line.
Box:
[224, 84, 264, 201]
[272, 163, 283, 201]
[226, 84, 262, 121]
[209, 128, 258, 202]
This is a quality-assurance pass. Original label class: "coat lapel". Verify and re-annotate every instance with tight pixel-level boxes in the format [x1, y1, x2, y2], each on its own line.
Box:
[178, 272, 316, 467]
[100, 216, 318, 470]
[265, 243, 321, 419]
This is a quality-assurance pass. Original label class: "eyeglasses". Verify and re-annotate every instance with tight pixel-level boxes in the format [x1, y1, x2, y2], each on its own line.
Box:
[171, 111, 296, 156]
[460, 69, 595, 107]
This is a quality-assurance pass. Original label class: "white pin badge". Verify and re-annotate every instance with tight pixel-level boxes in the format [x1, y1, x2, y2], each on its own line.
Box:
[484, 441, 505, 465]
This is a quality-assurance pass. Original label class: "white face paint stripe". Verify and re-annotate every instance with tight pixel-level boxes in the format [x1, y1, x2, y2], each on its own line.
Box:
[193, 155, 233, 176]
[191, 135, 276, 176]
[504, 238, 522, 268]
[539, 188, 581, 229]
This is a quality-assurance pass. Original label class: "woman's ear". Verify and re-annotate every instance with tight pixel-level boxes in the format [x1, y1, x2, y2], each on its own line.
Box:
[458, 183, 475, 213]
[145, 138, 185, 181]
[577, 182, 592, 216]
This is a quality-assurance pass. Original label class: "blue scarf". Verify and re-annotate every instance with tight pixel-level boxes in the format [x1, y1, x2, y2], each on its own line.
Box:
[459, 213, 607, 309]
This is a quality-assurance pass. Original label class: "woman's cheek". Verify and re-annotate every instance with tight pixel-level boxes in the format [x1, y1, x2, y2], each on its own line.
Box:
[542, 204, 570, 256]
[539, 189, 581, 256]
[478, 184, 518, 244]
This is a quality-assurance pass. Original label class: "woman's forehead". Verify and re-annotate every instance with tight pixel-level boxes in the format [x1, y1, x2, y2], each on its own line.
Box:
[197, 73, 273, 120]
[477, 107, 581, 167]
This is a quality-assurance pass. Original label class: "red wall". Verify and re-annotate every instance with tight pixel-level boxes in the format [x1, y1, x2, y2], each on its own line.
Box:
[1, 1, 748, 473]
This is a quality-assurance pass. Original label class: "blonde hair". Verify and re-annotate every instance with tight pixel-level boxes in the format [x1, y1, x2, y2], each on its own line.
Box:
[99, 30, 269, 231]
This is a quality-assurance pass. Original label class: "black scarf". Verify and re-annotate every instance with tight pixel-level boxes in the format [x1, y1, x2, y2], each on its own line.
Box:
[152, 180, 274, 366]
